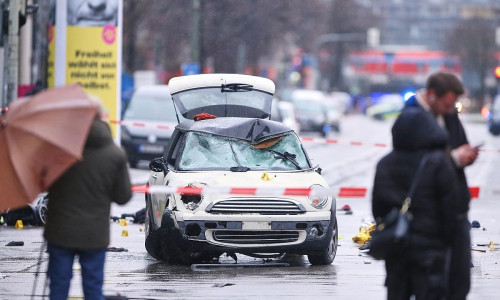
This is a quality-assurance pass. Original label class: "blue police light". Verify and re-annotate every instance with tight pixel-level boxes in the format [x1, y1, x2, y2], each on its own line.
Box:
[403, 91, 415, 101]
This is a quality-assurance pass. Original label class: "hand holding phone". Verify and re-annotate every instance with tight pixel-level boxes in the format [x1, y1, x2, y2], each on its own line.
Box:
[473, 143, 484, 150]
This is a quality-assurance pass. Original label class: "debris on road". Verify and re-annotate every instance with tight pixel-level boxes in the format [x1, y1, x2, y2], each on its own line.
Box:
[5, 241, 24, 246]
[111, 208, 146, 224]
[107, 247, 128, 252]
[471, 248, 486, 253]
[191, 263, 290, 271]
[475, 242, 499, 247]
[352, 222, 375, 244]
[212, 283, 235, 288]
[338, 204, 353, 215]
[359, 243, 371, 251]
[471, 220, 481, 228]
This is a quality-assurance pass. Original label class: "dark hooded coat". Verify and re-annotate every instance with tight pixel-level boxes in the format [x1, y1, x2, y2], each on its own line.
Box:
[372, 107, 460, 299]
[405, 96, 470, 214]
[405, 96, 471, 300]
[44, 118, 132, 249]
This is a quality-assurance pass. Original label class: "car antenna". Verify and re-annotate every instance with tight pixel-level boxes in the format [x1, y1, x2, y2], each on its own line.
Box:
[171, 96, 180, 124]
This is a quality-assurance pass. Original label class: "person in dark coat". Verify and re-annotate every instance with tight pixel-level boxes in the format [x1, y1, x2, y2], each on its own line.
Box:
[44, 114, 132, 300]
[372, 107, 460, 299]
[404, 72, 476, 299]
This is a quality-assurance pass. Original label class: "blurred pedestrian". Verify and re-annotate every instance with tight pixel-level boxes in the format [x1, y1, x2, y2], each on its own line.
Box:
[43, 99, 132, 300]
[405, 72, 476, 299]
[372, 107, 460, 299]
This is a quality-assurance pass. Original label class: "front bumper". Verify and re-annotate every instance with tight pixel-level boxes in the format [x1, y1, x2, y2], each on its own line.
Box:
[158, 209, 335, 255]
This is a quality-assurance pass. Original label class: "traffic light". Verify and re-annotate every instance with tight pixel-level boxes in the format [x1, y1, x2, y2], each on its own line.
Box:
[495, 66, 500, 79]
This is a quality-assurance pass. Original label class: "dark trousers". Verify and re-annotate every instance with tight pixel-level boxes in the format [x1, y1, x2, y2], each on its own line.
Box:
[448, 219, 471, 300]
[47, 243, 106, 300]
[385, 250, 447, 300]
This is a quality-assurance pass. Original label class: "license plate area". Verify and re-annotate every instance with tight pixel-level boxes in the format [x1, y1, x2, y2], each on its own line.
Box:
[139, 144, 164, 153]
[242, 221, 271, 230]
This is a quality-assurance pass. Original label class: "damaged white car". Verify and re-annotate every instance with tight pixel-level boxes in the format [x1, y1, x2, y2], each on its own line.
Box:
[145, 74, 337, 265]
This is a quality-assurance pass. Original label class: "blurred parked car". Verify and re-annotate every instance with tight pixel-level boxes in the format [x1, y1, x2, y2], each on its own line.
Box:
[488, 95, 500, 136]
[327, 91, 352, 115]
[271, 98, 284, 122]
[291, 89, 329, 136]
[145, 74, 337, 266]
[365, 94, 404, 120]
[322, 100, 342, 133]
[121, 85, 184, 168]
[271, 98, 300, 134]
[278, 101, 301, 134]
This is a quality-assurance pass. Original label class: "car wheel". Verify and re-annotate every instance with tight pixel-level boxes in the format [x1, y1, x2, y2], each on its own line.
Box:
[307, 217, 338, 265]
[156, 210, 195, 265]
[33, 203, 48, 226]
[144, 192, 163, 260]
[159, 227, 194, 265]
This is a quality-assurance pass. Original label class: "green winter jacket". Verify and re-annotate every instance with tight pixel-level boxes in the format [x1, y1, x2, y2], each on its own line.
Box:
[44, 117, 132, 249]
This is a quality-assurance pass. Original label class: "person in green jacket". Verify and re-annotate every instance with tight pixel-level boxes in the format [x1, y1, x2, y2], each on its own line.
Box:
[44, 113, 131, 300]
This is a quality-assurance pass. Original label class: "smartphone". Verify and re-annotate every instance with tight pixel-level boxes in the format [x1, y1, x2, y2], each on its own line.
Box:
[473, 143, 484, 150]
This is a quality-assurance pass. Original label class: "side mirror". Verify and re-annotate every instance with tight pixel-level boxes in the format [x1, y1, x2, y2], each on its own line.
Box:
[149, 157, 168, 174]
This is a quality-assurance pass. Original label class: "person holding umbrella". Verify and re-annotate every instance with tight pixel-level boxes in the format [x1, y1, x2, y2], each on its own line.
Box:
[43, 96, 131, 300]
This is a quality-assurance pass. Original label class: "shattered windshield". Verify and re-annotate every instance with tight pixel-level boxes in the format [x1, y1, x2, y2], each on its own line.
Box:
[178, 131, 310, 171]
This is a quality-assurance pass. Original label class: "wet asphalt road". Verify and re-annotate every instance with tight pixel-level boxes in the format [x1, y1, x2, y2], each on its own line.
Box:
[1, 114, 500, 299]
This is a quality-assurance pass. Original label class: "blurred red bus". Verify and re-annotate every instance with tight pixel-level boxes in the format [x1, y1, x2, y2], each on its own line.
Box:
[346, 49, 462, 94]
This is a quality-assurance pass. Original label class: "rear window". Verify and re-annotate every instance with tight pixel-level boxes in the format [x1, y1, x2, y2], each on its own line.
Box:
[172, 87, 273, 118]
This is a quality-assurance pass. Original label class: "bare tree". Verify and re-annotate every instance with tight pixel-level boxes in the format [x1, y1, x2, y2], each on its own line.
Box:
[445, 18, 498, 102]
[122, 0, 328, 77]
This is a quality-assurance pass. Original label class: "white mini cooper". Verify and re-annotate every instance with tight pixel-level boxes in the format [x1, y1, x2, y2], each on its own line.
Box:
[145, 74, 337, 265]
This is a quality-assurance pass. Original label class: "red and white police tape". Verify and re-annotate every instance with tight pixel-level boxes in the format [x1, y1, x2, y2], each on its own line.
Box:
[106, 119, 500, 152]
[131, 184, 481, 199]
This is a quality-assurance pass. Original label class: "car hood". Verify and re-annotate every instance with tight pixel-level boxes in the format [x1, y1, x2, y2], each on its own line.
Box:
[165, 170, 328, 190]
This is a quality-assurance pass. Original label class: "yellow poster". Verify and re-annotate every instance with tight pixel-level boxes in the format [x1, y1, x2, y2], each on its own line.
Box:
[66, 25, 119, 136]
[47, 24, 55, 88]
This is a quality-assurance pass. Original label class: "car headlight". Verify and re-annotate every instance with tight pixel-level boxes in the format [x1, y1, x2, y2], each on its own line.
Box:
[180, 184, 204, 210]
[307, 184, 329, 209]
[121, 126, 132, 141]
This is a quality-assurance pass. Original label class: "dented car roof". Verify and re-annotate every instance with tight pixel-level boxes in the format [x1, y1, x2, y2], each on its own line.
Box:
[176, 117, 293, 144]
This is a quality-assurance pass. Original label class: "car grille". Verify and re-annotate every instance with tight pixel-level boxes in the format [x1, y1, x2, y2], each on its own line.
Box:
[206, 199, 305, 215]
[212, 230, 300, 245]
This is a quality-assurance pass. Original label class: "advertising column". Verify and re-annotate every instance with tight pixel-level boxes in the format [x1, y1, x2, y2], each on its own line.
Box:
[54, 0, 122, 140]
